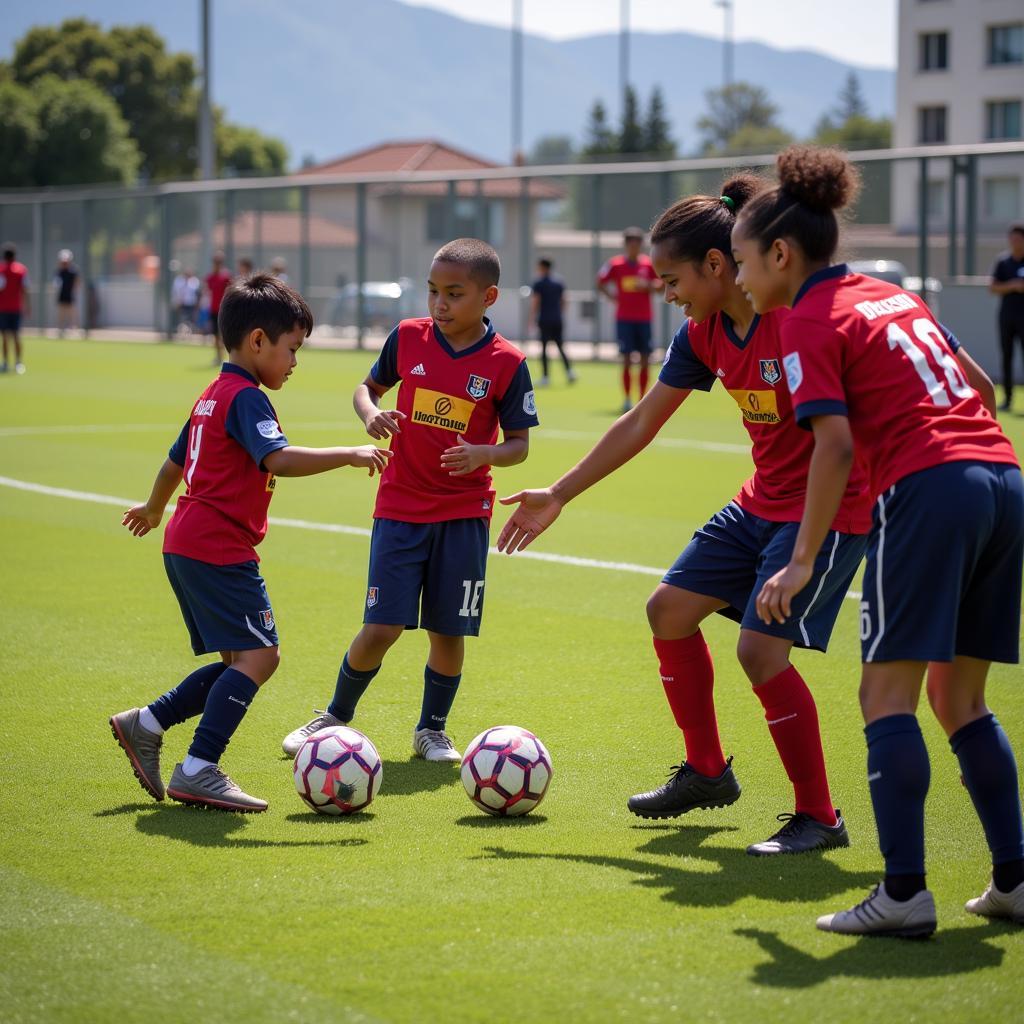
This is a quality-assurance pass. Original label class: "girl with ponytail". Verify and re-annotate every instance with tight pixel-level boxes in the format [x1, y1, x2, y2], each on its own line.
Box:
[498, 174, 874, 857]
[733, 144, 1024, 937]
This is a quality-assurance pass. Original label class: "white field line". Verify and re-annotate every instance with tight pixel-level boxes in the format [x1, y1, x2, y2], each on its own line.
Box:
[0, 474, 861, 601]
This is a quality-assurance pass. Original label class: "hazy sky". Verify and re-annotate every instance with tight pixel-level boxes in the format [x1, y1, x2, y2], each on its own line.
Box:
[401, 0, 898, 69]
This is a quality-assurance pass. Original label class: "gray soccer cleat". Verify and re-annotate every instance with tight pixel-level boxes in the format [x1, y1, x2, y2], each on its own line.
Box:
[110, 708, 165, 800]
[412, 727, 462, 762]
[965, 879, 1024, 924]
[166, 762, 268, 813]
[281, 709, 347, 757]
[816, 882, 936, 938]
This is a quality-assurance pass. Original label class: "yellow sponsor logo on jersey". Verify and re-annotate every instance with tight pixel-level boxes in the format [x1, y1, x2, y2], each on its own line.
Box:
[266, 474, 276, 493]
[620, 275, 641, 292]
[726, 388, 781, 424]
[411, 388, 475, 432]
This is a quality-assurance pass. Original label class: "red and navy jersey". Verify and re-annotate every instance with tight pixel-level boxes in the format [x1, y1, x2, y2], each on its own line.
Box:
[0, 260, 29, 313]
[660, 308, 872, 533]
[598, 255, 658, 323]
[205, 270, 232, 313]
[163, 364, 289, 565]
[781, 264, 1019, 500]
[370, 317, 539, 523]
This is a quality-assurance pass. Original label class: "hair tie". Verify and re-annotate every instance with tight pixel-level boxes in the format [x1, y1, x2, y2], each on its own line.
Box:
[720, 195, 736, 212]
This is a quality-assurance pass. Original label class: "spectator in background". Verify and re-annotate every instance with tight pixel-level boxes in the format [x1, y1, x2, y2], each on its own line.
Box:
[237, 257, 254, 278]
[0, 243, 31, 374]
[531, 257, 575, 386]
[990, 223, 1024, 412]
[54, 249, 79, 338]
[204, 251, 233, 365]
[271, 257, 289, 284]
[170, 262, 200, 336]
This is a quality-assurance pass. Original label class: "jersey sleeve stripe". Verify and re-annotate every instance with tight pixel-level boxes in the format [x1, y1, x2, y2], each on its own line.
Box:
[793, 399, 849, 430]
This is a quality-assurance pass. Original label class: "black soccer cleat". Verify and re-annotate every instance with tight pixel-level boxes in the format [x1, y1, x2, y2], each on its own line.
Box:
[627, 757, 741, 819]
[746, 809, 850, 856]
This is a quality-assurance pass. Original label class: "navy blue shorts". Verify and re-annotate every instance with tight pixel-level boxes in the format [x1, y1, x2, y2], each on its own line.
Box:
[861, 461, 1024, 664]
[164, 553, 279, 656]
[0, 311, 22, 332]
[616, 320, 652, 356]
[663, 501, 867, 652]
[364, 517, 489, 637]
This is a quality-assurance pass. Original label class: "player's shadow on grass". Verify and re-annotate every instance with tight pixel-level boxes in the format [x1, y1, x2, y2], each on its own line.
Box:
[479, 823, 879, 908]
[735, 924, 1012, 987]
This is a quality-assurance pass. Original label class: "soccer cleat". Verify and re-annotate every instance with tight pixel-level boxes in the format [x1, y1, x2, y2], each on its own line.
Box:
[537, 375, 550, 387]
[746, 809, 850, 856]
[109, 708, 165, 800]
[627, 757, 741, 819]
[621, 398, 633, 413]
[166, 762, 268, 813]
[14, 362, 25, 375]
[281, 709, 347, 757]
[816, 883, 936, 938]
[965, 879, 1024, 924]
[567, 369, 578, 384]
[412, 727, 462, 762]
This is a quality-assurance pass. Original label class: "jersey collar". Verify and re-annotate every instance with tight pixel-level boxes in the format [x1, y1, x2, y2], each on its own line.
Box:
[432, 317, 495, 359]
[792, 263, 849, 308]
[720, 311, 761, 350]
[222, 362, 259, 384]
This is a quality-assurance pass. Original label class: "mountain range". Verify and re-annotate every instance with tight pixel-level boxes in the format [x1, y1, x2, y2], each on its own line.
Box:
[0, 0, 895, 168]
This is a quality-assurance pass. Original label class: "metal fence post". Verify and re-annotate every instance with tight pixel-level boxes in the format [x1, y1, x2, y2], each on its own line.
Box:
[356, 181, 367, 349]
[224, 190, 235, 269]
[590, 174, 602, 356]
[34, 201, 45, 332]
[917, 155, 929, 285]
[947, 156, 958, 279]
[299, 185, 310, 296]
[81, 199, 92, 335]
[157, 193, 172, 336]
[964, 154, 977, 277]
[445, 179, 457, 241]
[659, 170, 673, 350]
[519, 176, 531, 344]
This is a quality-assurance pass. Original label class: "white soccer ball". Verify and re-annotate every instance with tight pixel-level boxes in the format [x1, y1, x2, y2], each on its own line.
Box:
[460, 725, 552, 817]
[293, 726, 382, 815]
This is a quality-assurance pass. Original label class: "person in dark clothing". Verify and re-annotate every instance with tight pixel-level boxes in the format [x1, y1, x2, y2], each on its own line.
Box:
[530, 258, 575, 386]
[55, 249, 79, 337]
[990, 224, 1024, 411]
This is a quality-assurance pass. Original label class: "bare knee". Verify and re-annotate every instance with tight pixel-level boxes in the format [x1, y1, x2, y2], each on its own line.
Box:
[735, 631, 792, 686]
[230, 646, 281, 686]
[646, 587, 698, 638]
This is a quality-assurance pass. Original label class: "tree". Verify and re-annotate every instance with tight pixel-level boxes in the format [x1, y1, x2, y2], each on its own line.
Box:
[0, 81, 41, 186]
[528, 134, 576, 165]
[697, 82, 787, 154]
[643, 86, 676, 157]
[834, 72, 868, 122]
[812, 74, 891, 151]
[618, 85, 644, 155]
[32, 75, 140, 186]
[582, 100, 616, 158]
[218, 122, 288, 177]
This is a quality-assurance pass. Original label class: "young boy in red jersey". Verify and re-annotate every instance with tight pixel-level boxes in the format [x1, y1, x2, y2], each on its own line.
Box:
[735, 145, 1023, 936]
[0, 243, 31, 374]
[283, 239, 539, 763]
[598, 227, 664, 412]
[110, 274, 390, 812]
[205, 250, 233, 366]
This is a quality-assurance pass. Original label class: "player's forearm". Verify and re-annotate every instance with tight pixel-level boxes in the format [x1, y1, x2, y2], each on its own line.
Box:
[353, 384, 380, 425]
[956, 347, 997, 417]
[146, 459, 184, 513]
[790, 430, 854, 567]
[485, 437, 529, 468]
[263, 446, 362, 478]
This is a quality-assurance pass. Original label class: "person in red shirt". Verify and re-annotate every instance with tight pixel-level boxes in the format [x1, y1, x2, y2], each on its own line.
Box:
[109, 274, 389, 812]
[598, 227, 664, 412]
[283, 238, 539, 764]
[0, 243, 31, 374]
[498, 177, 871, 856]
[205, 250, 234, 366]
[734, 144, 1024, 937]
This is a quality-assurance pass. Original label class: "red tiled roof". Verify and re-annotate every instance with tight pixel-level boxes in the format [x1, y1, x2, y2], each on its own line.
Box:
[175, 211, 356, 249]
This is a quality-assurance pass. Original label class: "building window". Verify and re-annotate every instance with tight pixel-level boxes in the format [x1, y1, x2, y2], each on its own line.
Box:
[426, 196, 504, 246]
[918, 106, 947, 143]
[918, 31, 949, 70]
[986, 100, 1023, 140]
[925, 179, 947, 220]
[987, 24, 1024, 65]
[984, 177, 1021, 220]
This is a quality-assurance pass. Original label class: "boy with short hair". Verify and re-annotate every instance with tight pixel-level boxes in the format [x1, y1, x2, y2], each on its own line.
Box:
[282, 238, 539, 762]
[111, 274, 391, 812]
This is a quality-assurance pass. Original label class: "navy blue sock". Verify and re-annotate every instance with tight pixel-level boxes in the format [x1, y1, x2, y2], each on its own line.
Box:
[327, 653, 380, 722]
[416, 666, 461, 732]
[950, 713, 1024, 879]
[865, 714, 931, 879]
[148, 662, 227, 730]
[187, 668, 259, 763]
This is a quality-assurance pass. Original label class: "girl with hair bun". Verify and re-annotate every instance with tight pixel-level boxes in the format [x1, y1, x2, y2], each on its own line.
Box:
[499, 175, 874, 858]
[733, 144, 1024, 937]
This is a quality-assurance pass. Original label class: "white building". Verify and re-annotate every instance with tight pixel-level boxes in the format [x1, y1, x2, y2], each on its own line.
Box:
[893, 0, 1023, 233]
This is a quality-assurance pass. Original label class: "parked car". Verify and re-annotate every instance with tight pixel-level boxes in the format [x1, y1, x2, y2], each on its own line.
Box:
[848, 259, 942, 312]
[325, 278, 419, 329]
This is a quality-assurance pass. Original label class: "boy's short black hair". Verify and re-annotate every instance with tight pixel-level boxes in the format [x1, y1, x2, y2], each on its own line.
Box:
[1010, 224, 1024, 237]
[538, 257, 553, 270]
[432, 238, 500, 288]
[2, 243, 15, 261]
[219, 273, 314, 351]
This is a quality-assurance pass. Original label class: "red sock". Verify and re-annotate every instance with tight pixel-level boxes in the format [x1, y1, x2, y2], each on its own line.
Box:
[622, 364, 632, 398]
[653, 632, 726, 778]
[639, 363, 650, 395]
[753, 665, 837, 825]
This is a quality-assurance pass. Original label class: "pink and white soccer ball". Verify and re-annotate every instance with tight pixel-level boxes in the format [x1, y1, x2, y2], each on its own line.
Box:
[460, 725, 552, 817]
[293, 726, 382, 815]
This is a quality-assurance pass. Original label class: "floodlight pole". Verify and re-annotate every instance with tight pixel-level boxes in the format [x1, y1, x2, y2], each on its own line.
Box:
[715, 0, 734, 91]
[620, 0, 630, 117]
[511, 0, 523, 163]
[198, 0, 215, 278]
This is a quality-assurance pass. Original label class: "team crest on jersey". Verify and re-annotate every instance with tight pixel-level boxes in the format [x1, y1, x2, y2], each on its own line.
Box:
[759, 359, 781, 386]
[523, 390, 537, 416]
[366, 587, 379, 608]
[466, 374, 491, 400]
[259, 609, 275, 630]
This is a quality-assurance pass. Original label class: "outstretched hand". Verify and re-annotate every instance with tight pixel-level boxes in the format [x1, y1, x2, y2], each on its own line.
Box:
[122, 504, 162, 537]
[755, 561, 814, 624]
[440, 434, 488, 477]
[496, 489, 563, 553]
[349, 444, 393, 476]
[364, 408, 406, 440]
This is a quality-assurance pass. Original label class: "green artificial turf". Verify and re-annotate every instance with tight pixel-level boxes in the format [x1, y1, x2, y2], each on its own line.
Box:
[1, 336, 1022, 1023]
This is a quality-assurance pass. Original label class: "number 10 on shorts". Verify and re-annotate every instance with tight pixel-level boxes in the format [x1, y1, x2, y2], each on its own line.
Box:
[459, 579, 484, 617]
